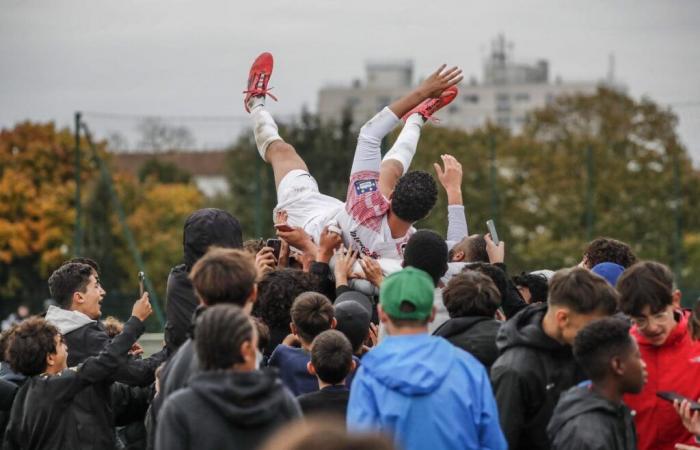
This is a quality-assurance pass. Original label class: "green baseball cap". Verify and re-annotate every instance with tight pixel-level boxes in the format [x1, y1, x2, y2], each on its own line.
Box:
[379, 267, 435, 320]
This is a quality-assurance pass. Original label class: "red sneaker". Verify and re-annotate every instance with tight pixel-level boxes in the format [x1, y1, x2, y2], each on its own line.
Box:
[402, 86, 459, 121]
[243, 52, 278, 112]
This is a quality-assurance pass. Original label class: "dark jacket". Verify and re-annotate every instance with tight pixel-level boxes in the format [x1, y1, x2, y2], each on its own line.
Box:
[44, 307, 163, 450]
[433, 316, 502, 370]
[164, 265, 198, 355]
[155, 369, 300, 450]
[493, 262, 527, 319]
[490, 303, 586, 450]
[297, 385, 349, 419]
[3, 316, 144, 450]
[547, 385, 637, 450]
[164, 208, 243, 354]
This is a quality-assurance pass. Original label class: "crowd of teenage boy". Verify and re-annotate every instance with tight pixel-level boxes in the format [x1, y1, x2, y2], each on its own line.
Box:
[2, 52, 700, 450]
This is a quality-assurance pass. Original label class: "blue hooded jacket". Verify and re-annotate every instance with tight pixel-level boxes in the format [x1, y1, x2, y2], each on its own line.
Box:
[347, 333, 506, 450]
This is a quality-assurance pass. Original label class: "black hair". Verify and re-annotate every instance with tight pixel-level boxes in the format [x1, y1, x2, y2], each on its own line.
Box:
[48, 263, 94, 309]
[195, 304, 254, 371]
[255, 269, 319, 333]
[65, 257, 100, 274]
[291, 292, 334, 343]
[390, 171, 437, 222]
[513, 272, 549, 303]
[443, 271, 501, 318]
[310, 330, 353, 384]
[574, 317, 634, 382]
[403, 230, 448, 286]
[450, 235, 489, 263]
[7, 317, 59, 376]
[584, 237, 637, 269]
[617, 261, 674, 317]
[548, 267, 619, 315]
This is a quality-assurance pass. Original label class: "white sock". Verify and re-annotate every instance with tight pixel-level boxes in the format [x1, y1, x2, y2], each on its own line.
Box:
[249, 103, 282, 161]
[382, 113, 424, 175]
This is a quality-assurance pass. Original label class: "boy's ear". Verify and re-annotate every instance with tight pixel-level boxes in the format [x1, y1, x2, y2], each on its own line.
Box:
[554, 307, 570, 329]
[247, 284, 258, 304]
[349, 359, 357, 373]
[306, 361, 316, 376]
[240, 340, 255, 364]
[330, 318, 337, 329]
[72, 291, 84, 308]
[453, 251, 465, 262]
[378, 305, 389, 324]
[672, 289, 682, 308]
[610, 355, 625, 376]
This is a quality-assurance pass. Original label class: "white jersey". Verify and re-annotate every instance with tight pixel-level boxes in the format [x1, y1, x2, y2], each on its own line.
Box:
[335, 169, 414, 259]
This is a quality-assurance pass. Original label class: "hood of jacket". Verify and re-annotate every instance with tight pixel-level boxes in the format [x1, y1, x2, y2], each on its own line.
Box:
[496, 302, 566, 353]
[361, 334, 455, 396]
[183, 208, 243, 269]
[548, 385, 627, 437]
[45, 305, 95, 335]
[433, 316, 495, 339]
[188, 368, 289, 427]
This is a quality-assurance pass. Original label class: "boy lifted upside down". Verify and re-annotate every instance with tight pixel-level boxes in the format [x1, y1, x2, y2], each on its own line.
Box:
[244, 52, 462, 259]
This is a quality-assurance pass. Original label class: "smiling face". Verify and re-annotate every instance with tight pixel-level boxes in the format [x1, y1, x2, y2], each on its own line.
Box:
[73, 274, 106, 320]
[631, 304, 677, 346]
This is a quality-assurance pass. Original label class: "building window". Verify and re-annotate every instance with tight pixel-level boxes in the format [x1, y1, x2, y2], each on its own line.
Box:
[463, 94, 479, 104]
[448, 105, 459, 115]
[514, 93, 530, 102]
[496, 116, 510, 128]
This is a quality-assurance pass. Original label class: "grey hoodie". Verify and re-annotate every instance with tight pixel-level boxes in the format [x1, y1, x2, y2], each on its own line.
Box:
[547, 385, 637, 450]
[45, 305, 95, 335]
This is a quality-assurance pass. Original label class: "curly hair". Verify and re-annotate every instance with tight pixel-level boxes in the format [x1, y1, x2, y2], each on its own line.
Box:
[48, 262, 93, 308]
[403, 230, 448, 285]
[574, 317, 633, 382]
[7, 317, 59, 376]
[255, 269, 319, 332]
[391, 171, 438, 222]
[583, 237, 637, 269]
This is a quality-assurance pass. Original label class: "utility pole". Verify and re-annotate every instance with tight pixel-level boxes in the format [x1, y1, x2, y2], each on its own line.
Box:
[489, 134, 499, 223]
[74, 111, 82, 256]
[672, 150, 683, 288]
[585, 145, 595, 241]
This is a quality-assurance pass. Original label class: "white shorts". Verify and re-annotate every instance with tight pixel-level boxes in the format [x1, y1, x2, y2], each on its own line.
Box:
[274, 169, 344, 242]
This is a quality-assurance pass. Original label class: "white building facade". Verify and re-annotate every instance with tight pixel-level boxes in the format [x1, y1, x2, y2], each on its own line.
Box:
[318, 36, 619, 133]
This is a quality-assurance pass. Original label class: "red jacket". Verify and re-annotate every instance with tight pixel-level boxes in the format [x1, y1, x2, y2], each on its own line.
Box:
[624, 310, 700, 450]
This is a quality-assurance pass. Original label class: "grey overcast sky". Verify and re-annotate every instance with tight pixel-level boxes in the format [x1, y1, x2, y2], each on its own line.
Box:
[2, 0, 700, 157]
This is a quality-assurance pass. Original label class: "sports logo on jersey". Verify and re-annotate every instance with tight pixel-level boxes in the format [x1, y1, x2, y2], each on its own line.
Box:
[354, 179, 378, 195]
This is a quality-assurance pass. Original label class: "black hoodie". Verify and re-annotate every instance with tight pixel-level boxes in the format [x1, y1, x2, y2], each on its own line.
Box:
[547, 385, 637, 450]
[432, 316, 502, 371]
[164, 208, 243, 354]
[155, 369, 300, 450]
[490, 303, 587, 450]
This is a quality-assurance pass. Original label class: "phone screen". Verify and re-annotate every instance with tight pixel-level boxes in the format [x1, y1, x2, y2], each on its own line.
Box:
[266, 239, 282, 260]
[486, 219, 500, 246]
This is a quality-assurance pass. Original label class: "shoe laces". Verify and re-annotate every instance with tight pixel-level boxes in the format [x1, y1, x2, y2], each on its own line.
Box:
[243, 73, 278, 102]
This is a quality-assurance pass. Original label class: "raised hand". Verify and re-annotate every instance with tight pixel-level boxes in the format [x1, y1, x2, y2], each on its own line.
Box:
[255, 247, 277, 278]
[132, 292, 153, 322]
[334, 245, 359, 287]
[359, 255, 384, 287]
[434, 154, 463, 205]
[419, 65, 463, 98]
[318, 226, 343, 263]
[484, 233, 505, 264]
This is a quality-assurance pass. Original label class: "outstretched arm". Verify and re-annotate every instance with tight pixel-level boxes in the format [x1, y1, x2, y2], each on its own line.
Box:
[435, 154, 468, 247]
[377, 67, 464, 196]
[388, 65, 463, 118]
